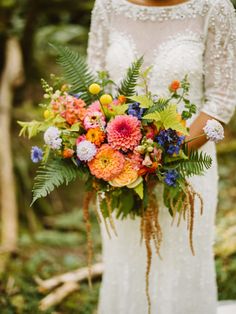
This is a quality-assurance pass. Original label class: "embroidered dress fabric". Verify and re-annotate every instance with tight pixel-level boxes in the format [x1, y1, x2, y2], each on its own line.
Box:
[87, 1, 236, 313]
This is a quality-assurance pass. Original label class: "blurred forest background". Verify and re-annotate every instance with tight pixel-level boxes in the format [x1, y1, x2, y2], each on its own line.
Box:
[0, 0, 236, 313]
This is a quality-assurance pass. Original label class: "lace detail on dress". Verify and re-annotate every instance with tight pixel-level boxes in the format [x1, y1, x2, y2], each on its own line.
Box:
[112, 0, 209, 22]
[202, 0, 236, 123]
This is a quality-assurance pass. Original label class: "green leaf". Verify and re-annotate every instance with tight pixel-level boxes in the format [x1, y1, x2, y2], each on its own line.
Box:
[143, 104, 189, 135]
[128, 95, 153, 108]
[52, 44, 95, 104]
[177, 150, 212, 177]
[118, 56, 144, 97]
[18, 120, 45, 139]
[110, 104, 129, 116]
[134, 182, 144, 199]
[70, 123, 80, 131]
[31, 159, 79, 205]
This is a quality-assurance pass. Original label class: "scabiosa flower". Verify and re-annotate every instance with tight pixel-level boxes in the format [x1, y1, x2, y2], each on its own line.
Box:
[106, 115, 142, 152]
[44, 126, 62, 150]
[164, 169, 179, 187]
[88, 144, 125, 181]
[76, 140, 97, 162]
[83, 111, 106, 130]
[156, 128, 185, 156]
[31, 146, 43, 163]
[128, 102, 146, 120]
[203, 119, 224, 143]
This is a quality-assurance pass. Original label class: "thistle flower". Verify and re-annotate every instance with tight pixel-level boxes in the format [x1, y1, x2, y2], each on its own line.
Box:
[76, 140, 97, 162]
[44, 126, 62, 150]
[31, 146, 43, 163]
[203, 119, 224, 143]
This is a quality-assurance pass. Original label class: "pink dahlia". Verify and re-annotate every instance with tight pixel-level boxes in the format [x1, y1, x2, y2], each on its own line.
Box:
[106, 115, 142, 152]
[88, 144, 125, 181]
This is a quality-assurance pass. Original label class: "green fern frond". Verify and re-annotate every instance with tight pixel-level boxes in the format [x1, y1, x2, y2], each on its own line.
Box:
[118, 56, 144, 97]
[176, 150, 212, 177]
[145, 98, 169, 114]
[52, 45, 95, 103]
[31, 159, 79, 205]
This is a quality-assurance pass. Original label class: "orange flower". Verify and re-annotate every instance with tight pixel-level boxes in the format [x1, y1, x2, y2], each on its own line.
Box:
[109, 159, 139, 187]
[63, 148, 74, 158]
[88, 144, 125, 181]
[118, 95, 127, 104]
[177, 113, 187, 127]
[86, 127, 105, 146]
[138, 162, 159, 176]
[169, 80, 181, 92]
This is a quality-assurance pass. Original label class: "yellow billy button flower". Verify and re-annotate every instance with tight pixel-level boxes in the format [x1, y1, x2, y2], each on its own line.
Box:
[89, 83, 101, 95]
[100, 94, 113, 105]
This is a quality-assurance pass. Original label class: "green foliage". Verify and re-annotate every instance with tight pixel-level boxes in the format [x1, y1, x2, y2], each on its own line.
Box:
[18, 120, 46, 139]
[31, 159, 79, 205]
[175, 150, 212, 177]
[118, 56, 144, 97]
[143, 104, 189, 135]
[53, 45, 95, 103]
[129, 95, 153, 108]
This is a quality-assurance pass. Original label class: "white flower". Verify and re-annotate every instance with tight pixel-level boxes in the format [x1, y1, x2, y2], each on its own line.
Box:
[77, 140, 97, 162]
[203, 119, 224, 143]
[44, 126, 62, 150]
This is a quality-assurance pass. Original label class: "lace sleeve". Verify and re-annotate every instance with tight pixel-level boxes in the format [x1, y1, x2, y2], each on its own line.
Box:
[201, 0, 236, 124]
[87, 0, 111, 73]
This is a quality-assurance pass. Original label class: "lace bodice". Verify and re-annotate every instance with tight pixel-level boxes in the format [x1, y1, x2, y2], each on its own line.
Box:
[87, 0, 236, 124]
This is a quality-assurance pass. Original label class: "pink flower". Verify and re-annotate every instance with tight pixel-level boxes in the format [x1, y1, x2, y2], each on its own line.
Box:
[106, 115, 142, 152]
[76, 135, 86, 145]
[86, 101, 102, 114]
[127, 151, 143, 171]
[83, 111, 106, 130]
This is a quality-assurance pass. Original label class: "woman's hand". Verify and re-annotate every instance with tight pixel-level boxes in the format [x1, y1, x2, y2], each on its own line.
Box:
[186, 112, 222, 150]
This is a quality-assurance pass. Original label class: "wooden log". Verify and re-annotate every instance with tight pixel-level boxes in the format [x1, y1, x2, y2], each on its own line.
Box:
[39, 281, 79, 311]
[35, 262, 104, 292]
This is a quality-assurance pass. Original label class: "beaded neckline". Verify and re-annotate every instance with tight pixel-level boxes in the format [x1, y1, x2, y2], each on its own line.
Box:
[112, 0, 210, 22]
[123, 0, 196, 9]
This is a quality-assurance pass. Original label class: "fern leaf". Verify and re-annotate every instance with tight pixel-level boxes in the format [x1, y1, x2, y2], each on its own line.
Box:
[118, 56, 144, 96]
[52, 45, 95, 103]
[31, 159, 79, 205]
[176, 150, 212, 177]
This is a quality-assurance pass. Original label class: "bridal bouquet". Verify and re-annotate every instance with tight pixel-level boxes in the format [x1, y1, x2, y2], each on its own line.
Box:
[18, 46, 224, 309]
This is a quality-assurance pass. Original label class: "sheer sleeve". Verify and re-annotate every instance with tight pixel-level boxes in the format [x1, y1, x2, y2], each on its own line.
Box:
[201, 0, 236, 124]
[87, 0, 111, 73]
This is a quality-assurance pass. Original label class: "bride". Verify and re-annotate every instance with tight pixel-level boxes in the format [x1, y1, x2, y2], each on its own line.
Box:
[87, 0, 236, 313]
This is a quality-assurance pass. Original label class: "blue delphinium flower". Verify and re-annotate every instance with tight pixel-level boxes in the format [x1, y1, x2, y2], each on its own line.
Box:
[156, 129, 185, 156]
[31, 146, 43, 163]
[164, 169, 179, 187]
[128, 102, 146, 120]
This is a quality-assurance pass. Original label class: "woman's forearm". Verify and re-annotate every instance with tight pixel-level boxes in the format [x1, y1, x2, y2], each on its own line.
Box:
[186, 111, 220, 150]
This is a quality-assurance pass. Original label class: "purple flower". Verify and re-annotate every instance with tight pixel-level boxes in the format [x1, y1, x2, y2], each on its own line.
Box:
[156, 129, 185, 156]
[44, 126, 62, 150]
[164, 169, 179, 187]
[31, 146, 43, 163]
[128, 102, 146, 120]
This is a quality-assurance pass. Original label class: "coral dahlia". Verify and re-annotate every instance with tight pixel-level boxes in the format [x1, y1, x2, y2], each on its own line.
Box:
[88, 144, 125, 181]
[106, 115, 142, 152]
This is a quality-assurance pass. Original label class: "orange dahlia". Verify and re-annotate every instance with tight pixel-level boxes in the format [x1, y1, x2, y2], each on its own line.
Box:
[88, 144, 125, 181]
[86, 127, 105, 147]
[109, 159, 139, 187]
[106, 115, 142, 152]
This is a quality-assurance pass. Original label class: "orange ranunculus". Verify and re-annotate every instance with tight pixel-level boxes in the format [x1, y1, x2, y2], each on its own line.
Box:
[86, 127, 106, 147]
[169, 80, 181, 92]
[109, 159, 139, 187]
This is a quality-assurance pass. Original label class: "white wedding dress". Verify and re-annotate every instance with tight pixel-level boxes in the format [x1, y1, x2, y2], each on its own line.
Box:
[87, 1, 236, 313]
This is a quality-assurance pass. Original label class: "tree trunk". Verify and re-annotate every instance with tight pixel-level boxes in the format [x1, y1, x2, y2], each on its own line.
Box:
[0, 37, 24, 256]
